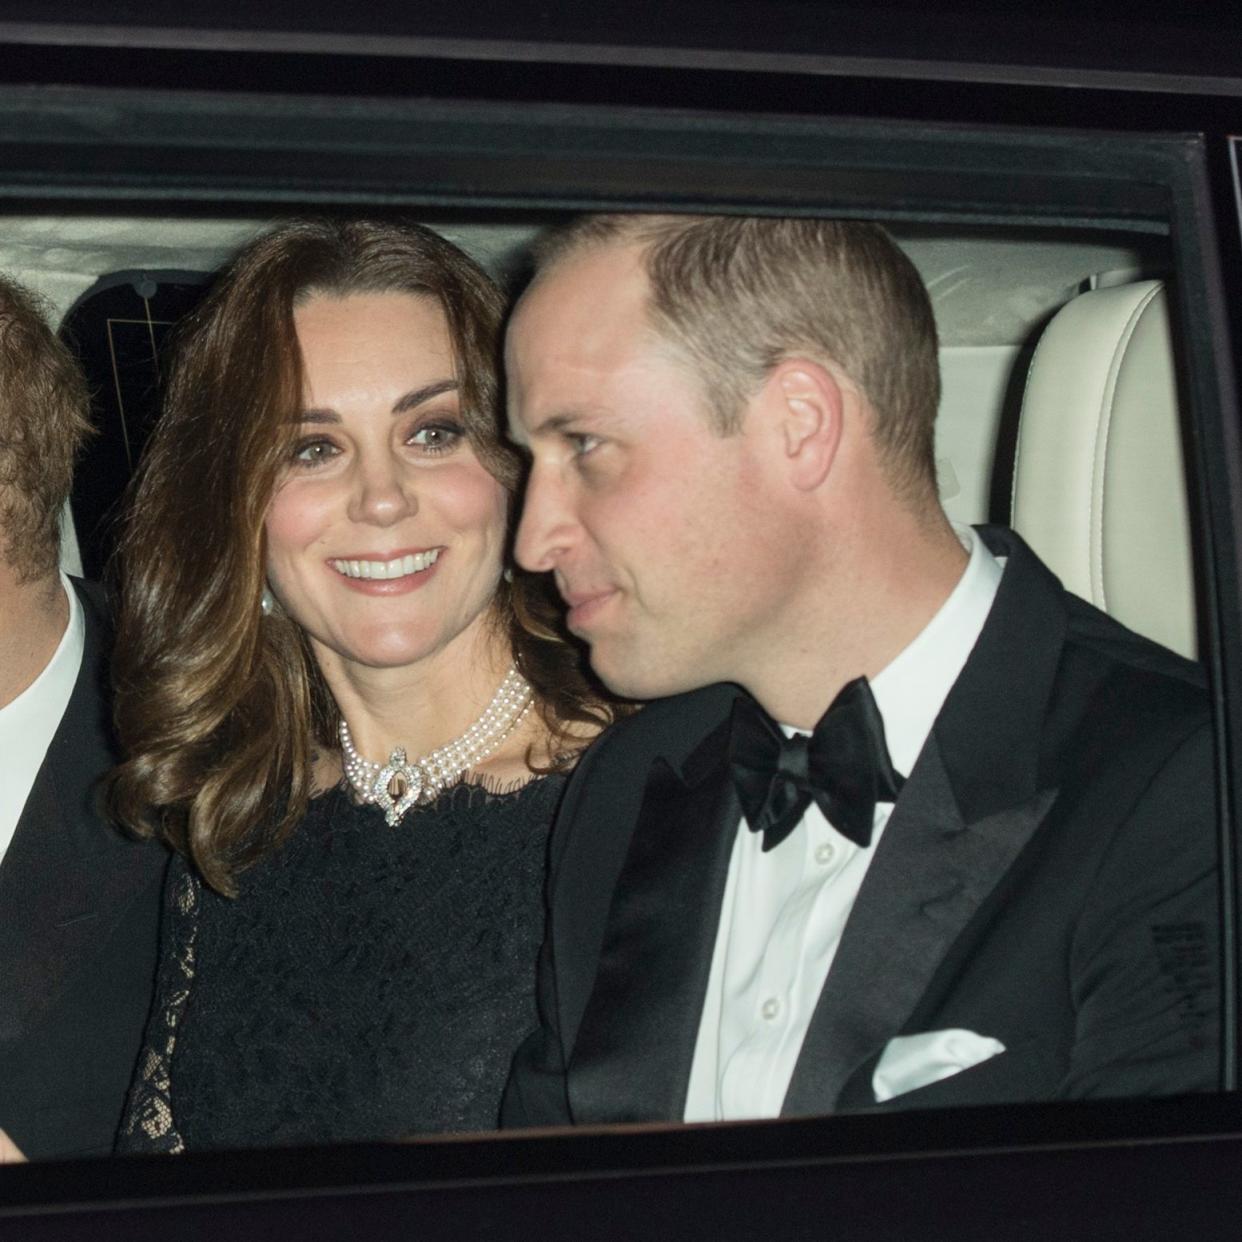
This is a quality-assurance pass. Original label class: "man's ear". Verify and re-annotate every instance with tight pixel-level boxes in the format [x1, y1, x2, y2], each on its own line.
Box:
[760, 358, 846, 492]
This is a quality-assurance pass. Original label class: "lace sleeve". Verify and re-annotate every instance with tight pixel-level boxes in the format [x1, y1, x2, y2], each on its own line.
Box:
[115, 856, 201, 1154]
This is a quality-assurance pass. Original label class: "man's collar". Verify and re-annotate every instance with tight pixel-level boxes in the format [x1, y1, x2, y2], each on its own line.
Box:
[795, 524, 1004, 780]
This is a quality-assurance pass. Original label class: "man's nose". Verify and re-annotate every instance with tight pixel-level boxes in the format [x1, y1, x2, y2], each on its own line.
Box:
[515, 467, 577, 572]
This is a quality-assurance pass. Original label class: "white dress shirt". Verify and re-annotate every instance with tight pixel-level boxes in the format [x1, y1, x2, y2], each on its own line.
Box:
[683, 527, 1004, 1122]
[0, 573, 84, 868]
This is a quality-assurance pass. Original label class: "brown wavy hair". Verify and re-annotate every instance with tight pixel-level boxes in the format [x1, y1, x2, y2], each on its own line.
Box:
[108, 218, 617, 895]
[0, 274, 92, 581]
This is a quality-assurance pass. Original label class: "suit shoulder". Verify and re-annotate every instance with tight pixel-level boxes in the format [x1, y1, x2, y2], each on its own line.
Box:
[1047, 598, 1212, 799]
[552, 683, 740, 867]
[979, 524, 1205, 711]
[1061, 591, 1207, 710]
[575, 682, 742, 776]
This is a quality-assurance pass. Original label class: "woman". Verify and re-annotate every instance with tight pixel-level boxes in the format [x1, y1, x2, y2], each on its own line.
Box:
[109, 218, 614, 1151]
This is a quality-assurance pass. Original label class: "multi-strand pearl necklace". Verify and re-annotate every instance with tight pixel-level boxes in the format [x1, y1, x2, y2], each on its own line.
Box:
[339, 665, 533, 826]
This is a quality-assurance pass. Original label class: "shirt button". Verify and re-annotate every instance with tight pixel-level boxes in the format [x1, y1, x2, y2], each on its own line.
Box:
[815, 842, 836, 866]
[761, 997, 782, 1021]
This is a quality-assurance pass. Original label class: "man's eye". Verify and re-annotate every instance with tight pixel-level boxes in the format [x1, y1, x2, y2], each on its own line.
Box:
[568, 432, 601, 458]
[411, 422, 464, 453]
[291, 438, 339, 467]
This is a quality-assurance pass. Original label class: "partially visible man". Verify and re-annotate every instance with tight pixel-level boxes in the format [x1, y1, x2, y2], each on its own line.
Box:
[0, 274, 165, 1159]
[502, 215, 1217, 1126]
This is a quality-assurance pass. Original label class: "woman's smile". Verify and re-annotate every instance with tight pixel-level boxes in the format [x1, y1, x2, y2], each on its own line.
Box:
[328, 548, 441, 580]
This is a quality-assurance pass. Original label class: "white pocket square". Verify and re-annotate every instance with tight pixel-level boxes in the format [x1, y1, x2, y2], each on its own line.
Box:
[872, 1028, 1007, 1103]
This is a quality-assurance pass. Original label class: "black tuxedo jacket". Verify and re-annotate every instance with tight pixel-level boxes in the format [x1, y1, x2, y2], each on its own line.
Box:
[503, 528, 1219, 1125]
[0, 578, 166, 1159]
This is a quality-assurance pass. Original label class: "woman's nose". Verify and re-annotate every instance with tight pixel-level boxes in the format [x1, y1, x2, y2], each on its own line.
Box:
[347, 457, 417, 526]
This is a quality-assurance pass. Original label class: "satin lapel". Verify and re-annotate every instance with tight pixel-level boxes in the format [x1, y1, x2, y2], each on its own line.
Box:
[782, 736, 1057, 1115]
[568, 743, 739, 1124]
[0, 583, 150, 1045]
[784, 530, 1068, 1116]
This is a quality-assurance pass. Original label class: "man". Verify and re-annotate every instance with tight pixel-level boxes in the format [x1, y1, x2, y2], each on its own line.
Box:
[0, 274, 165, 1159]
[502, 215, 1217, 1125]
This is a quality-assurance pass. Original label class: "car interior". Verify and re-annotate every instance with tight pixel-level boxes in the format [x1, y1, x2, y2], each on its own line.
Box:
[3, 212, 1191, 660]
[1, 60, 1236, 1232]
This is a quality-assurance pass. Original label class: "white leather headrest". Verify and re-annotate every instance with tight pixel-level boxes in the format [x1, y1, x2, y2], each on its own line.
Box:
[1011, 280, 1196, 658]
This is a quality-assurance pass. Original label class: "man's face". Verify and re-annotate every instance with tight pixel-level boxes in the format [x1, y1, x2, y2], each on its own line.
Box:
[508, 243, 798, 700]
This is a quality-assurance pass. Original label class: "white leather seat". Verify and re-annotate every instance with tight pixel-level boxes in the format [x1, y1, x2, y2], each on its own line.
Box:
[1010, 280, 1197, 659]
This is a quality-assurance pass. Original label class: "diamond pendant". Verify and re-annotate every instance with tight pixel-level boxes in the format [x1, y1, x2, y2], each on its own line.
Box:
[337, 665, 532, 828]
[370, 747, 424, 827]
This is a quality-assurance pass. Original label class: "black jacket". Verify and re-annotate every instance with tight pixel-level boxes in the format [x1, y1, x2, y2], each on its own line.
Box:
[503, 528, 1219, 1125]
[0, 578, 166, 1159]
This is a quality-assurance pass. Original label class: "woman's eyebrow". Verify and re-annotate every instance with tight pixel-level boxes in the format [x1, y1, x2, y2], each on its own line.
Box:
[392, 379, 458, 414]
[296, 378, 459, 424]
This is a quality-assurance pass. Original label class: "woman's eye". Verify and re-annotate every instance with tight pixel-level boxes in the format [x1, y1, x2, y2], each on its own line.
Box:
[410, 421, 464, 453]
[291, 438, 339, 468]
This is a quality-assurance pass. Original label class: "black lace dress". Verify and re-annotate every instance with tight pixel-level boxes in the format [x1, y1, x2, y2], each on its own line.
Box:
[117, 775, 564, 1152]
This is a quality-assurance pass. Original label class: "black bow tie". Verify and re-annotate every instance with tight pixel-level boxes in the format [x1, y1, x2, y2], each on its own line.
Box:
[726, 678, 905, 852]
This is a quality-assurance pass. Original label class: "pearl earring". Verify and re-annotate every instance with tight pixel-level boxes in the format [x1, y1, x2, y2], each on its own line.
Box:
[260, 586, 276, 616]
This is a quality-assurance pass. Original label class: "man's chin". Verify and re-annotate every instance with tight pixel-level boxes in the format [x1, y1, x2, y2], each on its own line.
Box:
[587, 642, 647, 701]
[587, 643, 705, 704]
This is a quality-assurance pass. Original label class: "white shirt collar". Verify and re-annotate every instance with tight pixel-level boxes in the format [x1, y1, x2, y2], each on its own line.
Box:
[867, 524, 1003, 779]
[0, 573, 86, 865]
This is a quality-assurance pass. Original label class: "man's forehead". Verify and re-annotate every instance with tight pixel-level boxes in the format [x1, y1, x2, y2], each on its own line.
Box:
[513, 241, 650, 351]
[505, 237, 698, 443]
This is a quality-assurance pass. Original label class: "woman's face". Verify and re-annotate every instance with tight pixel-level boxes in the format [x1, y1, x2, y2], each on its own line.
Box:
[265, 291, 508, 676]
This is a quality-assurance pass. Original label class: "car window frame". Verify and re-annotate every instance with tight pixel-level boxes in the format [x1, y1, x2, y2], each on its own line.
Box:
[1, 69, 1241, 1235]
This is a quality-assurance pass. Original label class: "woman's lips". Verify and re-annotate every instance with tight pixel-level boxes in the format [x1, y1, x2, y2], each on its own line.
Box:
[328, 547, 443, 594]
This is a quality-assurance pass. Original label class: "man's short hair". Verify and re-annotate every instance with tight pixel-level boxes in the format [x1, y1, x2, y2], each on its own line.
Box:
[0, 275, 91, 581]
[534, 214, 941, 504]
